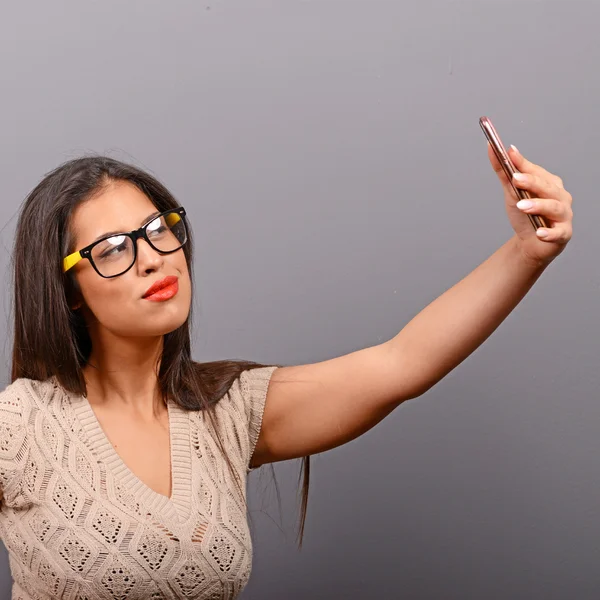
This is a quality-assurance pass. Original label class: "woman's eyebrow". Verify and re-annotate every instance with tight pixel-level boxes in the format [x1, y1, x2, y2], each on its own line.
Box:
[92, 211, 162, 243]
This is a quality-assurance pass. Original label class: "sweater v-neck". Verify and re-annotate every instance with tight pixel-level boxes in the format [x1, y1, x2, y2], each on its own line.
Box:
[70, 392, 193, 523]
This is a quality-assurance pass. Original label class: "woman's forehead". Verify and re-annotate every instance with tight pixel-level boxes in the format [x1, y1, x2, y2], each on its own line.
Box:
[71, 182, 157, 247]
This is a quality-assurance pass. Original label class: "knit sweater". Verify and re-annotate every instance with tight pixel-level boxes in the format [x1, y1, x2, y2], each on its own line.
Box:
[0, 365, 277, 599]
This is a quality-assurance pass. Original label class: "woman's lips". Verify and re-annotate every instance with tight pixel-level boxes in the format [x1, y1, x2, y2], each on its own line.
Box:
[143, 276, 179, 301]
[144, 281, 178, 302]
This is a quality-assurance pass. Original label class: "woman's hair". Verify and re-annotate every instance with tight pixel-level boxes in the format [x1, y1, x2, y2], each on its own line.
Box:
[10, 156, 310, 544]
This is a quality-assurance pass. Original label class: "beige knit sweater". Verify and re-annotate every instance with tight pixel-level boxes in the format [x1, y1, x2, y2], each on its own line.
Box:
[0, 365, 276, 599]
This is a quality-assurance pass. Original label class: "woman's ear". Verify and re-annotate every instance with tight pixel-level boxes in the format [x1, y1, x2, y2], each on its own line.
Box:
[66, 277, 83, 311]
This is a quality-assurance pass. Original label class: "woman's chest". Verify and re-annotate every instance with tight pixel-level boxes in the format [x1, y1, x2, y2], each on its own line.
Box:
[5, 413, 253, 599]
[6, 498, 253, 600]
[89, 406, 173, 500]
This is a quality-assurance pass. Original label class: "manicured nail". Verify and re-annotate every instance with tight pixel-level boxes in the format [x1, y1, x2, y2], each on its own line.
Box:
[536, 228, 549, 238]
[516, 200, 534, 210]
[513, 173, 527, 181]
[510, 145, 520, 154]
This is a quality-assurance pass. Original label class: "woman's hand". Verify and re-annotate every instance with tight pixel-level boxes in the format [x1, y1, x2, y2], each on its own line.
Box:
[489, 143, 573, 267]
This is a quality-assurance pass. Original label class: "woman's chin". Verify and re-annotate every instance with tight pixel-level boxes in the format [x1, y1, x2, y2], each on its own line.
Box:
[116, 311, 190, 338]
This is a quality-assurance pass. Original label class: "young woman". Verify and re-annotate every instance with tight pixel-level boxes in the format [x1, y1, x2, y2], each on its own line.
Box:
[0, 144, 572, 599]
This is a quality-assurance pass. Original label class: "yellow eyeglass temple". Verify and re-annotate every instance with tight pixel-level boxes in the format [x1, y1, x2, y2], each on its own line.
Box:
[165, 213, 181, 226]
[63, 252, 83, 273]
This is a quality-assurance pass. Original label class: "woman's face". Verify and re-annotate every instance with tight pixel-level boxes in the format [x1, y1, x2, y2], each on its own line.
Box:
[69, 181, 192, 339]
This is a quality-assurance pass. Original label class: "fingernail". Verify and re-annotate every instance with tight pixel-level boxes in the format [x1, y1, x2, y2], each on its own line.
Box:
[510, 145, 520, 154]
[516, 200, 534, 210]
[513, 173, 527, 181]
[536, 228, 549, 238]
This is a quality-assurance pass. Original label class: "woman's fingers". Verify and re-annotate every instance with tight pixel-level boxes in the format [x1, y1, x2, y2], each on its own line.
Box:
[515, 197, 573, 244]
[515, 198, 571, 222]
[509, 146, 565, 191]
[512, 172, 572, 205]
[533, 223, 572, 244]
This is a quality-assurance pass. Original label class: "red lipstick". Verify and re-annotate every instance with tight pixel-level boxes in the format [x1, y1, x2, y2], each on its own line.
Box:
[142, 276, 179, 301]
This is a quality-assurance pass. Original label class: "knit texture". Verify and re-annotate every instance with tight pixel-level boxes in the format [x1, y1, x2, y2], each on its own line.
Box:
[0, 365, 276, 599]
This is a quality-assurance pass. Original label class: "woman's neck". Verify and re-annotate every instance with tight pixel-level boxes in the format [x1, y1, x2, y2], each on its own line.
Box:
[82, 333, 165, 419]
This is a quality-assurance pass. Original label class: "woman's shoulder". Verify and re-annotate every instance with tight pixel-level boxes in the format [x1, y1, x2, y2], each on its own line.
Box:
[0, 376, 64, 418]
[218, 366, 278, 412]
[0, 378, 61, 505]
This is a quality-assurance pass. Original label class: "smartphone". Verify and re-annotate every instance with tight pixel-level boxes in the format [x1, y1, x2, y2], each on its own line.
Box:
[479, 116, 548, 230]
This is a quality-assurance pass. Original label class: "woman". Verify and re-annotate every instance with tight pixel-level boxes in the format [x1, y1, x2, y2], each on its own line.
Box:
[0, 143, 572, 599]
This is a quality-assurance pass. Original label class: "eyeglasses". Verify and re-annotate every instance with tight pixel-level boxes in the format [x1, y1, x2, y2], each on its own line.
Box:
[63, 207, 188, 278]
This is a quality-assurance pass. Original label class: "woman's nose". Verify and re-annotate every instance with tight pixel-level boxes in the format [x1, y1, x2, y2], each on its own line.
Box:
[135, 239, 164, 274]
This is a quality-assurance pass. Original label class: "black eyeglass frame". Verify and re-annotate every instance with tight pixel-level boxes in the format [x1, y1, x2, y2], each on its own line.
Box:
[62, 207, 188, 279]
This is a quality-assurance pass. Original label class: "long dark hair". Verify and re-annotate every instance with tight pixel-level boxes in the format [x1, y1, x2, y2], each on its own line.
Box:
[10, 156, 310, 544]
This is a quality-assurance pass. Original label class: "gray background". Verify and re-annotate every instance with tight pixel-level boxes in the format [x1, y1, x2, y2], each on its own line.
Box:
[0, 1, 597, 598]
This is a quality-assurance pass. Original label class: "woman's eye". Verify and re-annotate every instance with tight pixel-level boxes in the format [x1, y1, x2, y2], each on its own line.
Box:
[99, 243, 127, 259]
[97, 235, 128, 260]
[148, 225, 167, 238]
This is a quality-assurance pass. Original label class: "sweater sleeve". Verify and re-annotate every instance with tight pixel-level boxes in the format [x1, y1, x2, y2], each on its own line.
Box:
[215, 366, 277, 472]
[0, 380, 31, 506]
